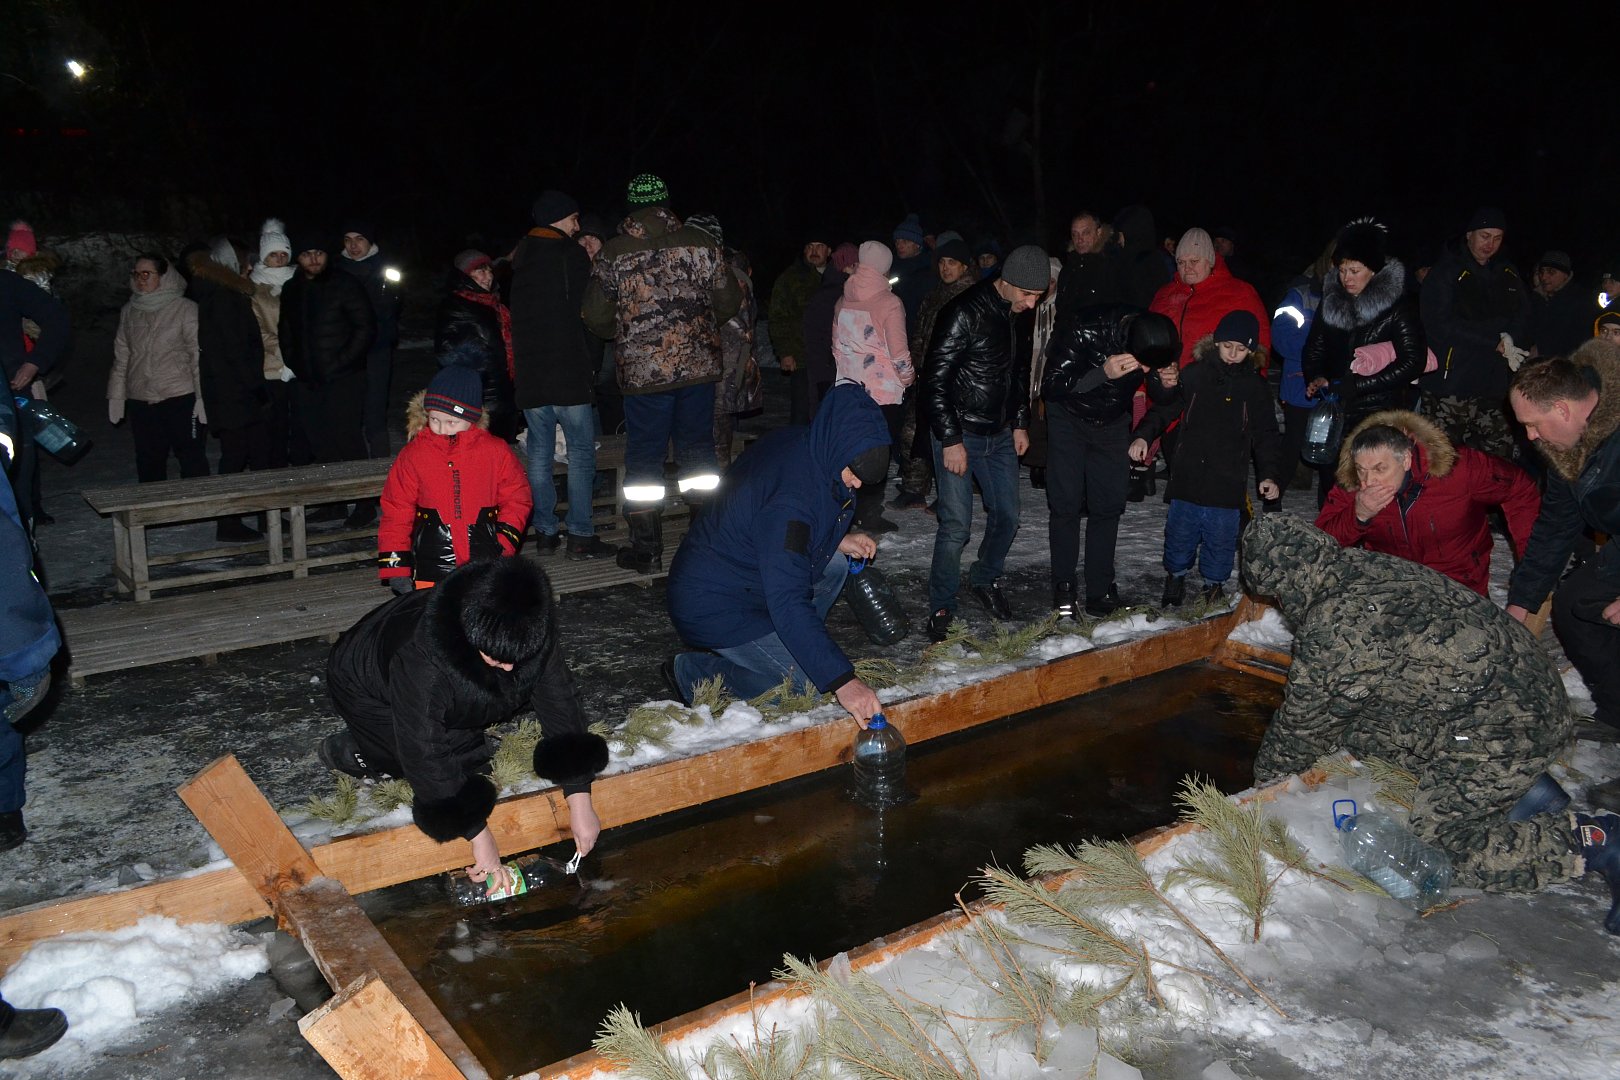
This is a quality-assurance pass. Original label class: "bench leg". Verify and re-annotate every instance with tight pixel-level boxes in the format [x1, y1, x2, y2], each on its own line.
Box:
[111, 517, 134, 596]
[130, 523, 151, 602]
[290, 505, 308, 578]
[267, 508, 285, 567]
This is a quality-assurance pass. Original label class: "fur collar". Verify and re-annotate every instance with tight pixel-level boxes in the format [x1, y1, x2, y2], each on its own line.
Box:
[1318, 258, 1406, 331]
[404, 389, 492, 439]
[8, 252, 60, 279]
[184, 251, 256, 296]
[423, 564, 554, 698]
[1190, 334, 1267, 370]
[1334, 409, 1455, 490]
[1537, 338, 1620, 482]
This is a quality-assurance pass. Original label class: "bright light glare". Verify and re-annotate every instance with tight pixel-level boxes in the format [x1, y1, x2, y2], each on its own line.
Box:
[383, 267, 402, 283]
[65, 60, 86, 79]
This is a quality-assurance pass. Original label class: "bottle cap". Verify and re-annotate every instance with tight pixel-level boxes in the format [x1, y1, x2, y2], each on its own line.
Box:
[848, 557, 868, 574]
[867, 712, 887, 729]
[1332, 798, 1357, 830]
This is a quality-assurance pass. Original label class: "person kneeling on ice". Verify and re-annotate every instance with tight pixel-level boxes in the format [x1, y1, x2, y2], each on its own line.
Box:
[664, 381, 891, 727]
[319, 557, 609, 882]
[1241, 513, 1620, 933]
[377, 366, 532, 593]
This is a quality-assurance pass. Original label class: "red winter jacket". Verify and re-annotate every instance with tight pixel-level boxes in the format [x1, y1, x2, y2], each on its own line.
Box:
[1315, 410, 1539, 596]
[1149, 257, 1271, 371]
[378, 399, 532, 583]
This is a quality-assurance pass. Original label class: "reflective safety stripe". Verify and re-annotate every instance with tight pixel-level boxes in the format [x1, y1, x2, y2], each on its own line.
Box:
[623, 484, 667, 503]
[1273, 304, 1305, 329]
[0, 432, 11, 464]
[678, 474, 720, 492]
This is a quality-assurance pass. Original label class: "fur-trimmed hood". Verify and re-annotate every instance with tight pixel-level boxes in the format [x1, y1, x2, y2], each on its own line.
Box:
[404, 388, 492, 439]
[1333, 409, 1455, 490]
[1318, 257, 1406, 331]
[1191, 333, 1268, 370]
[7, 251, 60, 281]
[1537, 338, 1620, 482]
[183, 250, 257, 297]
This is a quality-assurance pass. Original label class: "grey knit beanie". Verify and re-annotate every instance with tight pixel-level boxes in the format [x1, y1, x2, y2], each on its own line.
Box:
[999, 244, 1051, 291]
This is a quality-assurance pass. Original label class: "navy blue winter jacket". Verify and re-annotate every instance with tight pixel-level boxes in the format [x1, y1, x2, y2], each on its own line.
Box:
[666, 383, 891, 693]
[0, 397, 60, 683]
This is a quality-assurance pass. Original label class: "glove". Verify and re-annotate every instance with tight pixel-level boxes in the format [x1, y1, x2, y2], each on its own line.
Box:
[1500, 333, 1529, 371]
[109, 399, 125, 425]
[387, 576, 415, 596]
[192, 398, 208, 425]
[279, 366, 296, 383]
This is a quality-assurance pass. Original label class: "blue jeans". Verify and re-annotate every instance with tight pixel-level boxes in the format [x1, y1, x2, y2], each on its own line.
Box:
[673, 556, 847, 700]
[1164, 499, 1241, 585]
[929, 429, 1021, 612]
[524, 404, 598, 537]
[0, 690, 25, 815]
[622, 384, 718, 491]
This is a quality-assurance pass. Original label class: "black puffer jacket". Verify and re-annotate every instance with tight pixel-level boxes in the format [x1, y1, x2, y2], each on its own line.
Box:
[1302, 258, 1424, 424]
[1041, 304, 1162, 424]
[434, 272, 515, 421]
[924, 277, 1030, 445]
[278, 267, 376, 385]
[324, 559, 607, 844]
[335, 251, 402, 348]
[510, 226, 595, 408]
[185, 254, 266, 431]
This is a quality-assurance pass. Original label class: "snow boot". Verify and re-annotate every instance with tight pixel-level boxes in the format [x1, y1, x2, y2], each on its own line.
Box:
[1576, 812, 1620, 934]
[1161, 573, 1186, 608]
[1085, 585, 1122, 619]
[1127, 466, 1149, 503]
[616, 509, 664, 574]
[317, 730, 385, 780]
[0, 811, 25, 853]
[1052, 581, 1079, 623]
[0, 1003, 67, 1060]
[1508, 773, 1571, 821]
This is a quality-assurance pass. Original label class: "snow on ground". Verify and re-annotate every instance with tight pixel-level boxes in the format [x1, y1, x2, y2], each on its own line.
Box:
[7, 310, 1620, 1077]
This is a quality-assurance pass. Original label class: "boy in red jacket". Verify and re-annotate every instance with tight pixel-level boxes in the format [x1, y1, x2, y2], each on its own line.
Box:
[378, 366, 532, 591]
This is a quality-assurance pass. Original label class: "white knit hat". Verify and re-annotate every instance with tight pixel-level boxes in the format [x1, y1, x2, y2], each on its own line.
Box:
[1175, 227, 1215, 265]
[259, 217, 292, 263]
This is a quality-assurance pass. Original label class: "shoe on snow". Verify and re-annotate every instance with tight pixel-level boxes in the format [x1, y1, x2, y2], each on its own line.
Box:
[317, 730, 385, 780]
[0, 811, 25, 853]
[0, 1005, 67, 1060]
[1576, 812, 1620, 934]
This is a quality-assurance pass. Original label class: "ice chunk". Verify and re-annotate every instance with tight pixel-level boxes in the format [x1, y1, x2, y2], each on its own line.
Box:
[1039, 1023, 1099, 1075]
[266, 996, 297, 1023]
[1201, 1063, 1243, 1080]
[1095, 1051, 1144, 1080]
[1446, 934, 1500, 963]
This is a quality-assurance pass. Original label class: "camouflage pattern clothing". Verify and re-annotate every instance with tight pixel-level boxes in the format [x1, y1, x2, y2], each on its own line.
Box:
[714, 259, 761, 466]
[765, 259, 823, 366]
[1418, 390, 1518, 460]
[583, 207, 742, 396]
[1243, 514, 1579, 893]
[899, 275, 976, 496]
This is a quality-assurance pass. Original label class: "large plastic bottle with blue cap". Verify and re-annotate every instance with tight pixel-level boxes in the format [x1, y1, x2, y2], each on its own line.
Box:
[852, 712, 909, 807]
[1333, 798, 1452, 909]
[844, 556, 909, 644]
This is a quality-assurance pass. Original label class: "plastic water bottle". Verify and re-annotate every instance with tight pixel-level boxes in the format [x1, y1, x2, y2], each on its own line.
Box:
[844, 557, 909, 645]
[1332, 799, 1452, 909]
[14, 395, 92, 465]
[852, 712, 909, 808]
[445, 853, 569, 908]
[1300, 393, 1343, 466]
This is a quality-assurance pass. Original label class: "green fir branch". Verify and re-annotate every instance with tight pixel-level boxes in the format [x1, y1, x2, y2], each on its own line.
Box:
[689, 675, 734, 714]
[592, 1004, 689, 1080]
[367, 777, 414, 812]
[748, 676, 822, 722]
[1363, 756, 1419, 811]
[852, 657, 907, 690]
[615, 702, 696, 753]
[491, 719, 543, 791]
[304, 773, 360, 823]
[699, 1010, 818, 1080]
[1164, 776, 1284, 942]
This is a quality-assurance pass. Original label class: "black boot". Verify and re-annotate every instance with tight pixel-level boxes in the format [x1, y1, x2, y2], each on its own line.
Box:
[0, 1004, 68, 1060]
[1029, 466, 1046, 490]
[1161, 573, 1186, 608]
[0, 810, 25, 853]
[616, 508, 664, 574]
[1085, 585, 1122, 618]
[1127, 466, 1148, 503]
[1576, 812, 1620, 933]
[1052, 581, 1079, 622]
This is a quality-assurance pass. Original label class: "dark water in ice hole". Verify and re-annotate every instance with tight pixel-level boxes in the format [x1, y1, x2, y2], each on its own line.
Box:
[361, 662, 1281, 1076]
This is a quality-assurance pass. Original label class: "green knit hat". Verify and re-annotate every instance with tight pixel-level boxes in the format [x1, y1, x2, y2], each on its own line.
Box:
[626, 173, 669, 207]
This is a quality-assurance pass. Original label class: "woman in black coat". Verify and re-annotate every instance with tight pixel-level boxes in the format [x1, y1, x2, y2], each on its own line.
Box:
[435, 250, 518, 440]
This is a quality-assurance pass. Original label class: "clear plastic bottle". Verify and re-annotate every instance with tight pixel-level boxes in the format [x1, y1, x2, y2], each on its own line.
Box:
[14, 395, 92, 465]
[844, 558, 910, 645]
[852, 711, 909, 808]
[1300, 393, 1343, 466]
[1332, 799, 1452, 909]
[445, 853, 566, 908]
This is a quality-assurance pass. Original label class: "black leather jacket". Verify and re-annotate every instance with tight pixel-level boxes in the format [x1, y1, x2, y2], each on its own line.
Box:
[1303, 258, 1425, 423]
[923, 277, 1031, 445]
[1041, 303, 1160, 423]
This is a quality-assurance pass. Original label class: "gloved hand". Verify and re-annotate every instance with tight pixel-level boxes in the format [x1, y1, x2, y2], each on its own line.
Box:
[279, 366, 296, 383]
[109, 399, 125, 425]
[192, 398, 208, 425]
[387, 576, 415, 596]
[1501, 333, 1529, 371]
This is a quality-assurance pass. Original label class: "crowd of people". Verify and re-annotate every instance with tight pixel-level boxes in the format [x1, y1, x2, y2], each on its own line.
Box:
[6, 178, 1620, 1063]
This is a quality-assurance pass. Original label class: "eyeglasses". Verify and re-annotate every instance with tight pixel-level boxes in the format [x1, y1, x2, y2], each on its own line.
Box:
[131, 270, 157, 280]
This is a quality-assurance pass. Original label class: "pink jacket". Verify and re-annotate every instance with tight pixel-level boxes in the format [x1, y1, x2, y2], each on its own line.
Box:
[832, 265, 914, 405]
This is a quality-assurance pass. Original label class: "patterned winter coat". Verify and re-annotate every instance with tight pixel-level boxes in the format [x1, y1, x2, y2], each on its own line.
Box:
[1242, 514, 1578, 893]
[716, 259, 761, 416]
[833, 263, 914, 405]
[377, 392, 532, 584]
[582, 207, 741, 395]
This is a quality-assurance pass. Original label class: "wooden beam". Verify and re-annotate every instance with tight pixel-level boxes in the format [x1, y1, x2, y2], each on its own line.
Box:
[177, 756, 488, 1080]
[300, 973, 468, 1080]
[0, 610, 1248, 973]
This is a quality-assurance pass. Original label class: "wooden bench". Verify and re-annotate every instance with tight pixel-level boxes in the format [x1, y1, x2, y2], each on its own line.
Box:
[80, 437, 629, 601]
[59, 515, 691, 684]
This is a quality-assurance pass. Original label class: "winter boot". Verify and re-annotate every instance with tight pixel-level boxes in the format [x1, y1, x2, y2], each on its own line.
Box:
[317, 730, 385, 780]
[1085, 584, 1122, 619]
[1161, 573, 1186, 608]
[1202, 583, 1227, 604]
[0, 811, 25, 853]
[1127, 466, 1149, 503]
[0, 1003, 68, 1060]
[1576, 812, 1620, 933]
[616, 509, 664, 574]
[1052, 581, 1079, 622]
[927, 607, 954, 643]
[566, 534, 617, 561]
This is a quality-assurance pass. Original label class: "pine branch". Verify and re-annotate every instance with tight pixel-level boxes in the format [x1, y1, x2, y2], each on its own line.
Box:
[1164, 776, 1280, 943]
[367, 777, 414, 812]
[490, 718, 543, 791]
[689, 675, 734, 713]
[853, 657, 907, 690]
[593, 1003, 688, 1079]
[1363, 755, 1418, 811]
[304, 773, 360, 823]
[748, 676, 821, 721]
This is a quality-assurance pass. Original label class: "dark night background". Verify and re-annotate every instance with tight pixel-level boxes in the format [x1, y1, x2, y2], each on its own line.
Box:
[4, 1, 1616, 300]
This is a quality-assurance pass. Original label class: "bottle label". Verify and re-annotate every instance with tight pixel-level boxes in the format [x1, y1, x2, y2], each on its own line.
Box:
[483, 862, 531, 902]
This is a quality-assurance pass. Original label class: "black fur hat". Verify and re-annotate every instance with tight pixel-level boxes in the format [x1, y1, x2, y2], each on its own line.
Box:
[533, 731, 611, 787]
[1334, 217, 1388, 273]
[412, 774, 497, 842]
[457, 559, 553, 664]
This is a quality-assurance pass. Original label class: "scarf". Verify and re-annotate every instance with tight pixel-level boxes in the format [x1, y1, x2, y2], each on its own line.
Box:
[250, 263, 296, 295]
[455, 287, 514, 380]
[128, 265, 187, 312]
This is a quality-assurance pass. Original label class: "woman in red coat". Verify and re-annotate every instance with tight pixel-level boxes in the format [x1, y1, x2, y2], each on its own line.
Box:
[377, 366, 533, 592]
[1316, 410, 1540, 596]
[1149, 228, 1271, 369]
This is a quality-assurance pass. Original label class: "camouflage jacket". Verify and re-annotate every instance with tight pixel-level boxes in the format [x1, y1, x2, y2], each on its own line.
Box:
[583, 207, 742, 395]
[765, 259, 823, 362]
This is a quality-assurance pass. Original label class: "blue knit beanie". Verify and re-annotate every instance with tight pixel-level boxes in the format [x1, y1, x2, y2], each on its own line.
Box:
[424, 367, 484, 422]
[893, 213, 926, 246]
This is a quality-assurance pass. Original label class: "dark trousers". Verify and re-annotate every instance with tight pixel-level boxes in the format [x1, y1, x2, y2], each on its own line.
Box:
[622, 384, 718, 490]
[1281, 402, 1335, 507]
[128, 395, 209, 483]
[1552, 561, 1620, 729]
[301, 372, 369, 464]
[362, 344, 395, 458]
[1045, 408, 1130, 600]
[217, 421, 272, 475]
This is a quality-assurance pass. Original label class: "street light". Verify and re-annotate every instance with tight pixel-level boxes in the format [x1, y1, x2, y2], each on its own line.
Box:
[64, 60, 87, 80]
